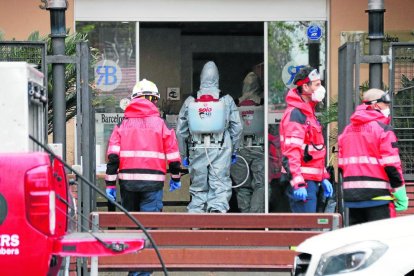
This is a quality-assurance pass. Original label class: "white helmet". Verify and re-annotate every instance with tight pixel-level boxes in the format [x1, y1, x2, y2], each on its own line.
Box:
[131, 79, 160, 99]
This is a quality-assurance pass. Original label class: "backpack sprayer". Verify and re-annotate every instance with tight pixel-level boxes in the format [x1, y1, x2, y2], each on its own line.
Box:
[187, 95, 250, 188]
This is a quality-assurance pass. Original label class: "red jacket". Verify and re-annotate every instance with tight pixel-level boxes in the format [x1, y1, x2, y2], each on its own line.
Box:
[338, 104, 404, 202]
[279, 88, 329, 188]
[105, 98, 181, 192]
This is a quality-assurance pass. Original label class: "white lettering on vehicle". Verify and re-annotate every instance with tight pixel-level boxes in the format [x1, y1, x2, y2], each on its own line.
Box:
[0, 234, 20, 255]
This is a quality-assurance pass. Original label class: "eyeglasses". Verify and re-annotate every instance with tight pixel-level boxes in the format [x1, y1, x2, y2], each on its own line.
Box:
[365, 92, 391, 104]
[295, 69, 321, 87]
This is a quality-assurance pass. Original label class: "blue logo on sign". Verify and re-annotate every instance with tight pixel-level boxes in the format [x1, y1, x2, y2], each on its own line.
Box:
[96, 65, 118, 85]
[307, 25, 322, 41]
[287, 65, 305, 85]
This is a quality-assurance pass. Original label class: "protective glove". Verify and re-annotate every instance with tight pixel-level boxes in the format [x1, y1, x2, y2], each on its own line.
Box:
[183, 157, 189, 168]
[393, 186, 409, 212]
[321, 179, 333, 198]
[169, 179, 182, 192]
[293, 187, 307, 201]
[231, 153, 237, 165]
[106, 186, 116, 201]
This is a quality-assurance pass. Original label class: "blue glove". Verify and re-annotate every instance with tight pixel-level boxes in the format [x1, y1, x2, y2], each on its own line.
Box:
[293, 187, 308, 201]
[321, 179, 333, 198]
[183, 157, 189, 168]
[169, 179, 181, 192]
[106, 187, 116, 201]
[231, 153, 237, 165]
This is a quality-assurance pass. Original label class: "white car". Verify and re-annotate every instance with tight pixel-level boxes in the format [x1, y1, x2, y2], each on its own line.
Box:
[293, 215, 414, 276]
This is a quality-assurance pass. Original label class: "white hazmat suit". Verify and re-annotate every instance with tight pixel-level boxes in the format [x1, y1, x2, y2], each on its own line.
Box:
[176, 61, 243, 213]
[230, 72, 265, 213]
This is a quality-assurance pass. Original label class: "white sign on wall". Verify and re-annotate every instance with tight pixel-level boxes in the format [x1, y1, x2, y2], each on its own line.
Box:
[94, 60, 123, 92]
[281, 54, 308, 89]
[95, 113, 125, 124]
[167, 87, 180, 100]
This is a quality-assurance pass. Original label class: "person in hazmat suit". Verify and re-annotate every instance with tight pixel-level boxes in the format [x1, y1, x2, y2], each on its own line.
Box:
[176, 61, 243, 213]
[230, 72, 265, 212]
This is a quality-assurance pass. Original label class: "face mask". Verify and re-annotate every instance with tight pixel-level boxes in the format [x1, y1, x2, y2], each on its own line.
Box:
[311, 86, 326, 102]
[381, 107, 390, 117]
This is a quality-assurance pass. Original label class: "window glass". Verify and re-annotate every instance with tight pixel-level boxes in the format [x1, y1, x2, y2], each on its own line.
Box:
[267, 21, 327, 213]
[76, 21, 136, 168]
[268, 21, 326, 112]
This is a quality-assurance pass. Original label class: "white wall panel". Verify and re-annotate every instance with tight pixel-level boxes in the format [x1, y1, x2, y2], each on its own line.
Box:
[75, 0, 327, 21]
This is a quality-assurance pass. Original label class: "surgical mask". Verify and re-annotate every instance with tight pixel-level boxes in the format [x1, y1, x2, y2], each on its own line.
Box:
[381, 107, 390, 117]
[311, 86, 326, 102]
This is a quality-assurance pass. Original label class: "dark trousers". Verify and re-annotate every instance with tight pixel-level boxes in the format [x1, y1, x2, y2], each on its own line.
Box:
[120, 186, 163, 276]
[349, 204, 391, 226]
[288, 180, 319, 213]
[120, 186, 163, 212]
[269, 178, 291, 213]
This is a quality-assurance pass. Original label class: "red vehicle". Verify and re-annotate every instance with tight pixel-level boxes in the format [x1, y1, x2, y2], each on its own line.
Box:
[0, 62, 148, 275]
[0, 152, 146, 275]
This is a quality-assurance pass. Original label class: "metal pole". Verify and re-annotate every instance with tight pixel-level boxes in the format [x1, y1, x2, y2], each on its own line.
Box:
[47, 0, 67, 160]
[367, 0, 385, 89]
[308, 40, 320, 71]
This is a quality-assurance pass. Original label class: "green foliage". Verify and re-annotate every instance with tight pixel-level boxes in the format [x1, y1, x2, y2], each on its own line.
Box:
[359, 80, 389, 92]
[401, 74, 414, 88]
[318, 100, 338, 126]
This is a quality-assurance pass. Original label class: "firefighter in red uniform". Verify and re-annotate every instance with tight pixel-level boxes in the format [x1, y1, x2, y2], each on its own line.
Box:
[105, 79, 181, 276]
[105, 79, 182, 211]
[280, 66, 333, 213]
[338, 88, 408, 225]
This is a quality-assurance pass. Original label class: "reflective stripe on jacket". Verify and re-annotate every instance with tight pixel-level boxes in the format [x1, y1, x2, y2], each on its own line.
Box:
[338, 104, 404, 202]
[279, 88, 329, 187]
[105, 98, 181, 192]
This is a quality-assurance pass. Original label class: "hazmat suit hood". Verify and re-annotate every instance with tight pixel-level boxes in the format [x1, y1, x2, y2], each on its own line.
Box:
[238, 72, 263, 105]
[197, 61, 221, 99]
[350, 104, 391, 125]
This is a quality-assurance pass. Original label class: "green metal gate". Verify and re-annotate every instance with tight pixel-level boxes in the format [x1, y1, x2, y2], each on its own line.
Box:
[390, 43, 414, 181]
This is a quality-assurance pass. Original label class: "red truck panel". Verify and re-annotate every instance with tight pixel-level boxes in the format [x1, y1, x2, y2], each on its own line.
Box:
[0, 152, 53, 275]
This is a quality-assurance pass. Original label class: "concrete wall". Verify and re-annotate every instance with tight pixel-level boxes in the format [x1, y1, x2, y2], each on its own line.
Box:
[0, 1, 76, 164]
[140, 28, 182, 114]
[0, 0, 75, 39]
[329, 0, 414, 97]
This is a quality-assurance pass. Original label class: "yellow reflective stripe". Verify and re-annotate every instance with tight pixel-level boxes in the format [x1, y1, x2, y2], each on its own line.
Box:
[372, 196, 393, 200]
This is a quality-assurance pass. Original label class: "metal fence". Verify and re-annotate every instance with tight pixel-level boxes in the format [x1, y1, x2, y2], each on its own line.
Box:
[0, 41, 47, 79]
[390, 43, 414, 180]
